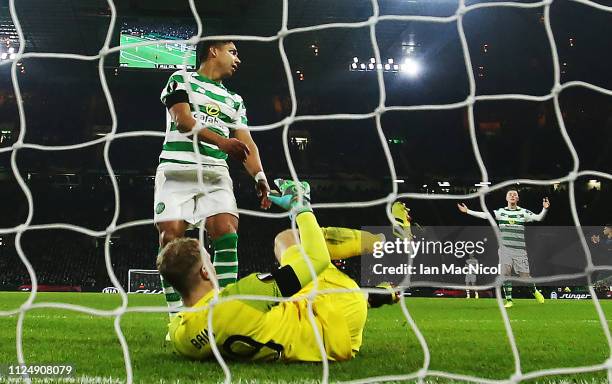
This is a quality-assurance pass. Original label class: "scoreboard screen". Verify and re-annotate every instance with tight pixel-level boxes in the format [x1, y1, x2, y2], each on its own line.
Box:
[119, 22, 196, 70]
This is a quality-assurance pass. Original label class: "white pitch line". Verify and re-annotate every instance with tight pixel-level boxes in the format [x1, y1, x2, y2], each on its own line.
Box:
[125, 35, 194, 61]
[119, 50, 156, 64]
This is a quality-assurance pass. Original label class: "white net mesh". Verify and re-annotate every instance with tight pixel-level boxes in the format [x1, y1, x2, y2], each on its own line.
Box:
[1, 0, 612, 383]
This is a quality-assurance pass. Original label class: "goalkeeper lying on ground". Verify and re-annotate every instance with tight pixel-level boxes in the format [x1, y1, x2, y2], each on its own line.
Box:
[156, 179, 397, 362]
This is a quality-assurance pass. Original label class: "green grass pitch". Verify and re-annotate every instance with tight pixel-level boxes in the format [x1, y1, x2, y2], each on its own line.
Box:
[1, 292, 611, 383]
[119, 34, 196, 69]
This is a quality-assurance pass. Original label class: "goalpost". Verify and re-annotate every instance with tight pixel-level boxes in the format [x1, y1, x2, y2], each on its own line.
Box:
[127, 269, 162, 294]
[1, 0, 612, 383]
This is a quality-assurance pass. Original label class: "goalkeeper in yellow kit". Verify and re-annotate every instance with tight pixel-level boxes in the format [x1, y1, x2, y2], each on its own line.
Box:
[157, 179, 397, 362]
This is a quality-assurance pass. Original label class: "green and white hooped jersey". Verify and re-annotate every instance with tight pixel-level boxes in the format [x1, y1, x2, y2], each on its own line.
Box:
[494, 207, 537, 255]
[159, 71, 248, 168]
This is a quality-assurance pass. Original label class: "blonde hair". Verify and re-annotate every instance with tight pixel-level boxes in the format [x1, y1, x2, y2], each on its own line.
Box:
[156, 238, 204, 297]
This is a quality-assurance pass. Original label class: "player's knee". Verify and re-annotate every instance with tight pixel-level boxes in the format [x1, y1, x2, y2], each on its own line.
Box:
[502, 265, 512, 276]
[158, 225, 185, 247]
[274, 229, 298, 260]
[206, 214, 238, 239]
[159, 231, 174, 247]
[275, 229, 297, 246]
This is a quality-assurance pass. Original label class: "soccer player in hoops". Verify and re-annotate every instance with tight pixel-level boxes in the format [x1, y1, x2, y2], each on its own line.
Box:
[457, 190, 550, 308]
[155, 40, 271, 317]
[157, 179, 398, 361]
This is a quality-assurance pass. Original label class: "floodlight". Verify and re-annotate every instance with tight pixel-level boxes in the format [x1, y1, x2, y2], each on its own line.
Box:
[400, 57, 420, 76]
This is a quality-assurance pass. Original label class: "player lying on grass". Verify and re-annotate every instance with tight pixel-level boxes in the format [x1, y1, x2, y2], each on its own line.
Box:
[157, 179, 398, 362]
[274, 221, 399, 310]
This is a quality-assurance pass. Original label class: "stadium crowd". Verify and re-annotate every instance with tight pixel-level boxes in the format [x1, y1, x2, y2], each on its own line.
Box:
[0, 179, 609, 294]
[121, 21, 196, 40]
[0, 31, 610, 296]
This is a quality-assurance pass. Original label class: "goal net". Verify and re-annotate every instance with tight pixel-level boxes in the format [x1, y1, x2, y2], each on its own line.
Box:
[127, 269, 162, 294]
[1, 0, 611, 383]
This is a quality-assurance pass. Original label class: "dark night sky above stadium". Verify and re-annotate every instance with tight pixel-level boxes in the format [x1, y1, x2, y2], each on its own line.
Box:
[0, 0, 610, 187]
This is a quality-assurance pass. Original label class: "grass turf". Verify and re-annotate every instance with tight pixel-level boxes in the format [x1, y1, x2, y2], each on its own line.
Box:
[119, 34, 195, 69]
[0, 292, 611, 383]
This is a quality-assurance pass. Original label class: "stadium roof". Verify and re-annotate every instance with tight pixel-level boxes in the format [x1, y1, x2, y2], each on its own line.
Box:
[0, 0, 463, 56]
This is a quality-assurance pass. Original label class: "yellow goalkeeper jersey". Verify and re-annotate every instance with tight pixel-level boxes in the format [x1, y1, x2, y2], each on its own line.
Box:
[168, 272, 359, 362]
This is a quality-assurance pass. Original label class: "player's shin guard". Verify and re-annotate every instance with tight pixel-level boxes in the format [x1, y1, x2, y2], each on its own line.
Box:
[213, 232, 239, 288]
[160, 274, 183, 318]
[502, 281, 513, 301]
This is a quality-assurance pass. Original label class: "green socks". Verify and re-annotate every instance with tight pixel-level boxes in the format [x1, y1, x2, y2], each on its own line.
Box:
[160, 274, 182, 317]
[213, 232, 239, 288]
[503, 282, 513, 301]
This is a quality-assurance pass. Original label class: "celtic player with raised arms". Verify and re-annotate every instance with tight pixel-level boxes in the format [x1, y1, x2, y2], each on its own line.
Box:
[457, 190, 550, 308]
[157, 179, 398, 362]
[155, 40, 271, 320]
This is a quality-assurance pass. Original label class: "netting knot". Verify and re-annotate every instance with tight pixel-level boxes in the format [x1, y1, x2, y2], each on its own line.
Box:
[112, 307, 126, 316]
[208, 296, 219, 307]
[12, 142, 23, 150]
[282, 116, 295, 126]
[277, 27, 289, 38]
[417, 368, 427, 380]
[374, 106, 386, 115]
[98, 47, 109, 57]
[567, 170, 578, 181]
[455, 4, 468, 16]
[466, 95, 476, 106]
[20, 301, 32, 312]
[106, 224, 116, 234]
[385, 193, 398, 204]
[551, 83, 563, 95]
[477, 183, 490, 192]
[510, 373, 523, 383]
[16, 224, 27, 233]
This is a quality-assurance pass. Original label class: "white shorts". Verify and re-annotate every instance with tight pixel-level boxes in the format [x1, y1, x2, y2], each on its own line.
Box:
[499, 248, 530, 274]
[465, 274, 476, 284]
[153, 163, 238, 228]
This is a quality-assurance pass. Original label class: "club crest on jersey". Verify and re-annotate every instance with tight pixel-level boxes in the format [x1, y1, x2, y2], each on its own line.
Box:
[156, 202, 165, 214]
[205, 103, 220, 117]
